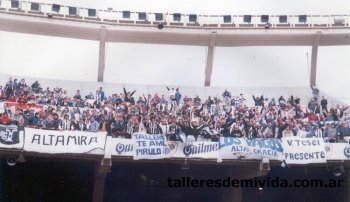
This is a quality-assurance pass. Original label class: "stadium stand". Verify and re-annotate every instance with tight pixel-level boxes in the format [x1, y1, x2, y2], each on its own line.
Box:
[1, 75, 349, 144]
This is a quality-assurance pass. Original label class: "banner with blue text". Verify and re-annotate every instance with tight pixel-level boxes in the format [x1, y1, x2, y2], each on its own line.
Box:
[246, 138, 284, 160]
[219, 137, 250, 159]
[132, 133, 171, 160]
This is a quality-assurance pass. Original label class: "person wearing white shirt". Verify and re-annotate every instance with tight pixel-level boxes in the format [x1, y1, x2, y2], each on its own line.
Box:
[296, 126, 308, 138]
[282, 127, 294, 137]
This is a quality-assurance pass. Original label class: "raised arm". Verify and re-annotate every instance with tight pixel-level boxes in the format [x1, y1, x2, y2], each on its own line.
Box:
[123, 87, 127, 96]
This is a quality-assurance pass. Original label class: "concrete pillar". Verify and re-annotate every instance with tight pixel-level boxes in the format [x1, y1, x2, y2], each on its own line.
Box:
[310, 45, 318, 87]
[310, 33, 322, 87]
[204, 33, 217, 86]
[97, 26, 107, 82]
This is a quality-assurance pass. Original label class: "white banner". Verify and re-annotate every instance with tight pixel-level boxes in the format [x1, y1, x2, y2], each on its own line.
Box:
[0, 125, 24, 149]
[282, 137, 326, 164]
[246, 138, 284, 160]
[325, 143, 350, 160]
[170, 141, 219, 159]
[107, 136, 134, 156]
[24, 128, 107, 154]
[219, 137, 250, 159]
[132, 133, 171, 160]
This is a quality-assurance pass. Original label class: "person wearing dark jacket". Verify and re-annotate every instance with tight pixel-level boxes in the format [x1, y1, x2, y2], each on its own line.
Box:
[123, 87, 136, 103]
[46, 114, 60, 130]
[188, 120, 205, 140]
[278, 96, 287, 108]
[168, 122, 182, 141]
[192, 104, 204, 118]
[26, 112, 40, 127]
[321, 96, 328, 113]
[252, 95, 264, 106]
[179, 120, 191, 136]
[31, 81, 41, 93]
[221, 115, 235, 136]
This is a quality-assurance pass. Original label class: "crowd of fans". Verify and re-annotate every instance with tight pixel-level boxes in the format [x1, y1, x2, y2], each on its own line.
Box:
[0, 77, 349, 143]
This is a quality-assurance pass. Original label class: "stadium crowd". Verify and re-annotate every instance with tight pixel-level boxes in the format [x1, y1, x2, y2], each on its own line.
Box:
[0, 77, 349, 143]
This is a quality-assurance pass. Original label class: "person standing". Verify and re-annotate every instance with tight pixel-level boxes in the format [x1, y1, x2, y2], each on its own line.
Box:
[5, 78, 14, 99]
[321, 96, 328, 113]
[175, 89, 182, 106]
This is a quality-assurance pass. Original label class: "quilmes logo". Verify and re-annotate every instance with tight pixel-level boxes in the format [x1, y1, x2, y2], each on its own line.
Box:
[183, 143, 219, 157]
[0, 125, 19, 145]
[115, 143, 133, 155]
[344, 146, 350, 158]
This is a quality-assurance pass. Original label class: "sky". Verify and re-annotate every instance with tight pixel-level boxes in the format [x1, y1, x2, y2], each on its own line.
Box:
[0, 0, 350, 103]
